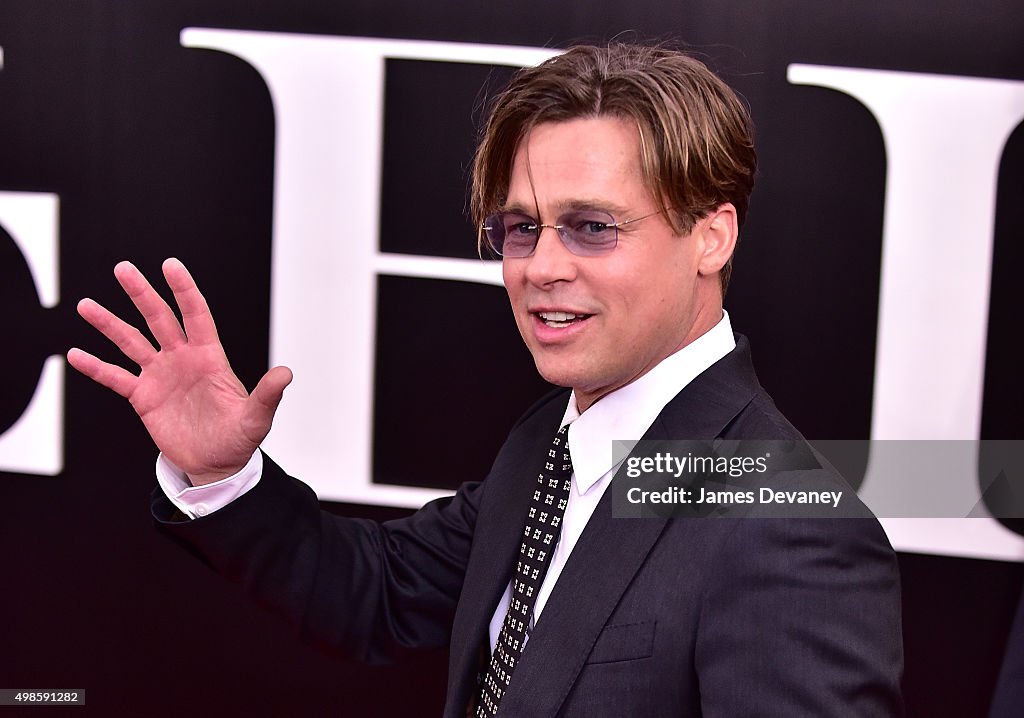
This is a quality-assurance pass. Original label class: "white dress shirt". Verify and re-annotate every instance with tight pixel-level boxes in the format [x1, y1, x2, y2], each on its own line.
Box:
[156, 313, 736, 653]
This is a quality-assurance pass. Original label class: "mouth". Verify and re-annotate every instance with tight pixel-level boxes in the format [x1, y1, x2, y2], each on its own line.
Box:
[534, 310, 593, 328]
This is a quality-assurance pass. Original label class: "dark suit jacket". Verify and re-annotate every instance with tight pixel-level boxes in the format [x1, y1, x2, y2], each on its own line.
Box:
[153, 336, 903, 716]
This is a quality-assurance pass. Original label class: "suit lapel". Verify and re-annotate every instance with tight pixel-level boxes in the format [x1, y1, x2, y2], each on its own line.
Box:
[444, 395, 567, 717]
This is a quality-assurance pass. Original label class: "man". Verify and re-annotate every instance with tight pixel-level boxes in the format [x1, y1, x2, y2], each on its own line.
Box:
[68, 43, 903, 716]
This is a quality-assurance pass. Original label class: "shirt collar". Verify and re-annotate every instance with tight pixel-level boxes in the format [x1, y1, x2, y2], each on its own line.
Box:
[559, 311, 736, 494]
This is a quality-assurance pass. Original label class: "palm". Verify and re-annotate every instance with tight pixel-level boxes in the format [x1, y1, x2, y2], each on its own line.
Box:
[68, 259, 292, 484]
[131, 343, 249, 472]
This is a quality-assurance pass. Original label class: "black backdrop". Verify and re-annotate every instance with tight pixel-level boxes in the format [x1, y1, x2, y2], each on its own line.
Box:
[2, 1, 1023, 715]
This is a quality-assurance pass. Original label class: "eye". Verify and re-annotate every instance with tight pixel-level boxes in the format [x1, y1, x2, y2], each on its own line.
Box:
[508, 221, 539, 237]
[581, 220, 610, 235]
[500, 213, 539, 239]
[564, 211, 616, 240]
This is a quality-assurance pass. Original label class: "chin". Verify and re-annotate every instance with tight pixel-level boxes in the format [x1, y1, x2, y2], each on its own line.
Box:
[535, 361, 607, 396]
[530, 358, 580, 390]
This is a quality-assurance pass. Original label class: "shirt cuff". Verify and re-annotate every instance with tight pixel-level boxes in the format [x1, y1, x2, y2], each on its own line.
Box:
[155, 451, 263, 520]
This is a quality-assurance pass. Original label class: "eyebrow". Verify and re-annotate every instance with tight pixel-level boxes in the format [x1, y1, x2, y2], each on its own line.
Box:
[497, 198, 635, 218]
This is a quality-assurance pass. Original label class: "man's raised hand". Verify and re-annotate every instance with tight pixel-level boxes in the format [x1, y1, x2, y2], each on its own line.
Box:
[67, 258, 292, 485]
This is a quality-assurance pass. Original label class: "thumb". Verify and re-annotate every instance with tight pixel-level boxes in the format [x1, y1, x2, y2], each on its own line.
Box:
[242, 365, 294, 443]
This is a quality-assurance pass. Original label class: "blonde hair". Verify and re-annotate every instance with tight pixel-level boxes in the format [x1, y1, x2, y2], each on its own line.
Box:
[471, 43, 757, 292]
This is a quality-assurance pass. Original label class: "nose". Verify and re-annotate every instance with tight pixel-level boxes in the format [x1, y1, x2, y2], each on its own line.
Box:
[522, 226, 578, 286]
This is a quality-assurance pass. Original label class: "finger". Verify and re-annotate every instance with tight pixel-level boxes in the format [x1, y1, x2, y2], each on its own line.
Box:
[162, 258, 221, 346]
[113, 260, 187, 350]
[67, 347, 139, 399]
[76, 298, 158, 367]
[241, 365, 293, 444]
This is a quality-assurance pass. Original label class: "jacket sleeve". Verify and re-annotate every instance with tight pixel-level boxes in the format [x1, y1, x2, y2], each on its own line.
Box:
[151, 452, 481, 664]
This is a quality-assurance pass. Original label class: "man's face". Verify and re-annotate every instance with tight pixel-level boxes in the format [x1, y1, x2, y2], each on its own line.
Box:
[502, 116, 724, 412]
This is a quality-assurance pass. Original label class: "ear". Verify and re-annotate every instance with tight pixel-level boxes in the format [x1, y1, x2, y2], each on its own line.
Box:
[696, 203, 739, 276]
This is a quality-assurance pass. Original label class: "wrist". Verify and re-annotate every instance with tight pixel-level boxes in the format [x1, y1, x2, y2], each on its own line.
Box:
[185, 466, 247, 487]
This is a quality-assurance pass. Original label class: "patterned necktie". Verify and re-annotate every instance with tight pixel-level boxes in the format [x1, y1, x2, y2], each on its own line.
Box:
[476, 424, 573, 717]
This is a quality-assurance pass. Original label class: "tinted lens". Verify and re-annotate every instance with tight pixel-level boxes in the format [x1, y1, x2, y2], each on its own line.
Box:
[483, 212, 538, 257]
[482, 210, 620, 257]
[559, 210, 618, 256]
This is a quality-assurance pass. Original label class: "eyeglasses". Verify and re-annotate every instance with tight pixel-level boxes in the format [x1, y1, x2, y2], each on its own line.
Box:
[482, 209, 662, 258]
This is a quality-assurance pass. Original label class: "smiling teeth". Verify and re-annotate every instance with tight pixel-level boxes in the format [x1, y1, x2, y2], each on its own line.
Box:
[539, 311, 580, 328]
[540, 311, 577, 322]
